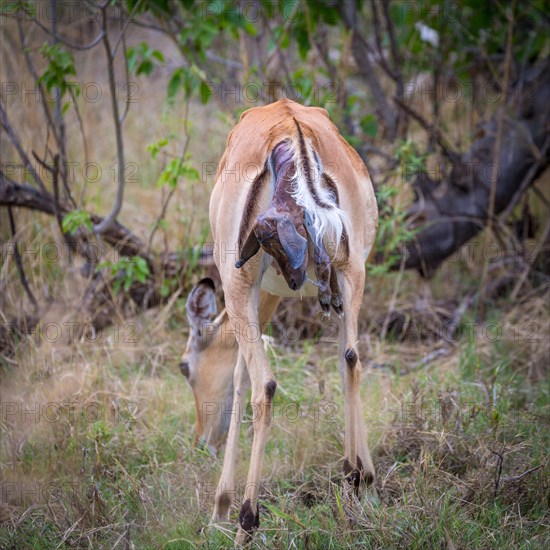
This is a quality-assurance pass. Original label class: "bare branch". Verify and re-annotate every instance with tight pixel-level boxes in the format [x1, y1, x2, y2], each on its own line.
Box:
[119, 30, 131, 124]
[112, 0, 144, 58]
[19, 5, 104, 51]
[16, 17, 63, 163]
[500, 135, 550, 220]
[393, 96, 461, 164]
[50, 0, 73, 207]
[479, 3, 515, 302]
[68, 85, 90, 205]
[381, 0, 402, 80]
[0, 172, 149, 261]
[0, 103, 47, 194]
[510, 215, 550, 299]
[93, 4, 126, 234]
[147, 101, 191, 254]
[338, 0, 397, 138]
[7, 207, 38, 311]
[370, 0, 398, 82]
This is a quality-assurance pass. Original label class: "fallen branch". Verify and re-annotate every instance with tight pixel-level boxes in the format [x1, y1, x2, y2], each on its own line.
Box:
[501, 464, 545, 484]
[397, 61, 550, 275]
[0, 173, 149, 260]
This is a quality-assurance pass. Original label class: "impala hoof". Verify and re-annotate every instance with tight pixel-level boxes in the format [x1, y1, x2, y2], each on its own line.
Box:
[343, 455, 365, 495]
[239, 498, 259, 539]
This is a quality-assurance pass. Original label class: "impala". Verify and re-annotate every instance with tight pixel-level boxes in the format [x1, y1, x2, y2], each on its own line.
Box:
[180, 98, 378, 543]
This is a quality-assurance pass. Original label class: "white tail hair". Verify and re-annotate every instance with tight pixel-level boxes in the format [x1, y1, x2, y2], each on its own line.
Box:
[289, 137, 347, 254]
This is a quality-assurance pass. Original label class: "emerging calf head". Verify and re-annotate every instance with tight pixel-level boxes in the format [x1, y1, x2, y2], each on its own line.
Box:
[180, 278, 237, 454]
[237, 140, 309, 290]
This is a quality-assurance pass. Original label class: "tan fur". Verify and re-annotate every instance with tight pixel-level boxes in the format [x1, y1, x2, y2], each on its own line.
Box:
[203, 99, 378, 543]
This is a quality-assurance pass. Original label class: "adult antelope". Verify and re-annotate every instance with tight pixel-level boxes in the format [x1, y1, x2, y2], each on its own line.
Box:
[180, 99, 378, 543]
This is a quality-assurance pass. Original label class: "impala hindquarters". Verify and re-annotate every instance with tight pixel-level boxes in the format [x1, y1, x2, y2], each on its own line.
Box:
[194, 98, 377, 543]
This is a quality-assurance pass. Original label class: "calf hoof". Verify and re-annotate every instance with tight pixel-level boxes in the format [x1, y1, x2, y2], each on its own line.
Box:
[319, 290, 332, 316]
[331, 293, 343, 315]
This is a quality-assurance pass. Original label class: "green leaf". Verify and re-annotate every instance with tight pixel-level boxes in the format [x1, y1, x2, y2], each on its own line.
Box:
[127, 42, 164, 76]
[98, 256, 151, 295]
[136, 59, 154, 76]
[180, 162, 199, 181]
[360, 114, 378, 138]
[167, 68, 184, 103]
[62, 210, 92, 235]
[295, 26, 310, 60]
[200, 81, 212, 104]
[152, 50, 165, 62]
[146, 137, 169, 159]
[37, 43, 78, 101]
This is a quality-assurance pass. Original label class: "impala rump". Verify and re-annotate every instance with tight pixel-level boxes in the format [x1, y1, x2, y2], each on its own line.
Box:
[196, 99, 378, 542]
[236, 120, 347, 301]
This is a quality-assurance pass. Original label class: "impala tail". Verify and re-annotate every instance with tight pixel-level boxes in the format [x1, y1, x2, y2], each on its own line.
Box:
[236, 118, 348, 292]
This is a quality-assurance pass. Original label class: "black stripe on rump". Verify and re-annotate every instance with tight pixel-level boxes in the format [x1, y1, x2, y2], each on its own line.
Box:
[292, 117, 331, 210]
[237, 164, 267, 253]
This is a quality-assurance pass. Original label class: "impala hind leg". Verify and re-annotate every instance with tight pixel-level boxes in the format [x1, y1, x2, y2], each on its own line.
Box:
[211, 292, 279, 526]
[338, 270, 375, 492]
[211, 351, 248, 523]
[210, 284, 276, 544]
[235, 349, 276, 544]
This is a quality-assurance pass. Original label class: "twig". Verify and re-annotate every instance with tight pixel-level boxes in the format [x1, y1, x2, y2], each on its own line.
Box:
[32, 152, 77, 252]
[7, 207, 38, 310]
[393, 96, 460, 164]
[17, 17, 62, 161]
[381, 0, 402, 78]
[93, 3, 126, 234]
[531, 183, 550, 210]
[369, 0, 398, 81]
[51, 0, 72, 207]
[338, 0, 397, 137]
[0, 173, 149, 261]
[479, 3, 515, 303]
[0, 103, 46, 194]
[20, 4, 104, 50]
[147, 101, 191, 253]
[112, 0, 143, 58]
[263, 2, 300, 70]
[510, 215, 550, 300]
[501, 464, 545, 483]
[68, 85, 90, 206]
[500, 135, 550, 221]
[119, 31, 131, 124]
[491, 448, 504, 498]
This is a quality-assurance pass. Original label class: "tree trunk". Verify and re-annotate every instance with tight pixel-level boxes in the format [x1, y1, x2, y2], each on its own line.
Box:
[398, 61, 550, 275]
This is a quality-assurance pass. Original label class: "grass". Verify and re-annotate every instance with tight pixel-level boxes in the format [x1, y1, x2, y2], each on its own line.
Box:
[1, 289, 548, 549]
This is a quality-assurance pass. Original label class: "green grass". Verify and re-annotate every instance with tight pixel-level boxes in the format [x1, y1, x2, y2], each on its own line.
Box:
[1, 307, 548, 549]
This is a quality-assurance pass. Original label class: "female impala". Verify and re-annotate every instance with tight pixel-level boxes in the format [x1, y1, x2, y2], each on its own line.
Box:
[180, 98, 378, 543]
